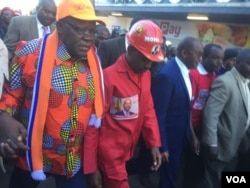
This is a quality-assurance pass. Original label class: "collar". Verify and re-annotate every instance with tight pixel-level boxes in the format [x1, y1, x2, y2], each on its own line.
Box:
[36, 17, 44, 29]
[55, 41, 71, 64]
[175, 56, 189, 76]
[116, 54, 141, 78]
[197, 63, 208, 75]
[233, 67, 250, 84]
[125, 36, 128, 51]
[55, 41, 89, 66]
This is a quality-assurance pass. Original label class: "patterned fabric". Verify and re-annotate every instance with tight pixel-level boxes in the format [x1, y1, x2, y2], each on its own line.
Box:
[0, 38, 95, 177]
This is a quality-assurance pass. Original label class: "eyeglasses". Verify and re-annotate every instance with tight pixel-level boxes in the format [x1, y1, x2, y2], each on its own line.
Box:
[61, 21, 96, 38]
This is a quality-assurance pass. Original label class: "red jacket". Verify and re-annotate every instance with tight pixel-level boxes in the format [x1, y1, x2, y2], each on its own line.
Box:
[98, 54, 161, 162]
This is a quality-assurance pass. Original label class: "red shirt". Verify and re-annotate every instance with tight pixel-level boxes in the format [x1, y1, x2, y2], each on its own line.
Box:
[190, 64, 216, 130]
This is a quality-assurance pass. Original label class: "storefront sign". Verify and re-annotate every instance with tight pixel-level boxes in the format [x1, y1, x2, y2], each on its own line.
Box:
[159, 19, 250, 48]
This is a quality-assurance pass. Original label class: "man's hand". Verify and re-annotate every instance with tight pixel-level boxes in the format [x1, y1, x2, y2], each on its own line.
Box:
[206, 145, 218, 160]
[87, 170, 102, 188]
[191, 133, 200, 156]
[161, 151, 169, 163]
[0, 112, 29, 158]
[150, 147, 162, 171]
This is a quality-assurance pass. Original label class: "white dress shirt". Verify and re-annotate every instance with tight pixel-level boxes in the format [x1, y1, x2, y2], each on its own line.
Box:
[234, 67, 250, 130]
[175, 56, 192, 101]
[37, 17, 50, 38]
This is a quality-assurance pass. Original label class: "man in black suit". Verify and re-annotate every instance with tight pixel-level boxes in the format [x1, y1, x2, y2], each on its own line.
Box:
[97, 16, 146, 69]
[98, 16, 161, 186]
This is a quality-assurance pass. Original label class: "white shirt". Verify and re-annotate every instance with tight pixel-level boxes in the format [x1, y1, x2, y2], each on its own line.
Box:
[175, 56, 192, 101]
[36, 17, 50, 38]
[197, 63, 208, 75]
[234, 67, 250, 130]
[125, 36, 128, 51]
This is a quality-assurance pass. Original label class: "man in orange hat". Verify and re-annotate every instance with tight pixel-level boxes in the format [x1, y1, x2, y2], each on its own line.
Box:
[98, 20, 163, 188]
[0, 0, 104, 187]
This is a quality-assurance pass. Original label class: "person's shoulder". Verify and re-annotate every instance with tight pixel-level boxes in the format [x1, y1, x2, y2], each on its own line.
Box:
[103, 63, 117, 75]
[158, 59, 175, 75]
[103, 62, 121, 83]
[189, 68, 200, 78]
[15, 38, 42, 57]
[12, 15, 35, 23]
[102, 37, 124, 46]
[211, 71, 233, 90]
[217, 70, 233, 81]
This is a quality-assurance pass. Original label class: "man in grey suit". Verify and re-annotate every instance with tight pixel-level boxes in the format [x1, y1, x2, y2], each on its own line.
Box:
[202, 48, 250, 188]
[4, 0, 56, 59]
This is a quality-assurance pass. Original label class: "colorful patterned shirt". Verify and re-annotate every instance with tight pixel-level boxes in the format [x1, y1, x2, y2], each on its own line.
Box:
[0, 38, 95, 177]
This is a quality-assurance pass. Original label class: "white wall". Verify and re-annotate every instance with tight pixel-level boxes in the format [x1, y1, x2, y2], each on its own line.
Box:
[98, 16, 132, 32]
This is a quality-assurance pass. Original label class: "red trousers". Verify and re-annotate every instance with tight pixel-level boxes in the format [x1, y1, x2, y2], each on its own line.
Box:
[98, 158, 129, 188]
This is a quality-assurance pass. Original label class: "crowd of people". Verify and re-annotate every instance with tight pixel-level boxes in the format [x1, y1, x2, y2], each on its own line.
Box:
[0, 0, 250, 188]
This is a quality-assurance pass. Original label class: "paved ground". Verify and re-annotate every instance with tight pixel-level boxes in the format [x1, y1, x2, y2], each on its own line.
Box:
[37, 172, 160, 188]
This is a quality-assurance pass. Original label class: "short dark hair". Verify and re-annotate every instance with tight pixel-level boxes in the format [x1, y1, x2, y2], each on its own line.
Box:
[223, 48, 238, 61]
[96, 25, 109, 35]
[236, 48, 250, 65]
[177, 36, 199, 55]
[129, 15, 147, 30]
[202, 43, 222, 59]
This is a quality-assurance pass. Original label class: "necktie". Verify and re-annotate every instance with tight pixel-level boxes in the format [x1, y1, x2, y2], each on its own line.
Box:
[126, 111, 129, 117]
[244, 82, 249, 104]
[42, 26, 48, 37]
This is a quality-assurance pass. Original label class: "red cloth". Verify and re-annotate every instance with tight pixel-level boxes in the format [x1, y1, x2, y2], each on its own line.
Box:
[98, 54, 161, 187]
[190, 68, 216, 130]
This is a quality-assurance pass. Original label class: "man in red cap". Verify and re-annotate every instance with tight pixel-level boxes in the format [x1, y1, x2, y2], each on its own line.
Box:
[98, 20, 163, 188]
[0, 0, 105, 187]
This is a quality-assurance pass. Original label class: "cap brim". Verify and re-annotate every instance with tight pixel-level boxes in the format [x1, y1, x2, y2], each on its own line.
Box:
[143, 50, 165, 63]
[150, 50, 165, 62]
[71, 15, 106, 26]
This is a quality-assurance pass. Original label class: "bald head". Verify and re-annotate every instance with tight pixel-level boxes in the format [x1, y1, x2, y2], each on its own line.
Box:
[177, 36, 203, 69]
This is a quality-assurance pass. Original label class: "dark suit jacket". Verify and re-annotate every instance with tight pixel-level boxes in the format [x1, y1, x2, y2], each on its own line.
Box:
[115, 110, 134, 116]
[97, 36, 126, 69]
[151, 58, 191, 154]
[4, 15, 56, 59]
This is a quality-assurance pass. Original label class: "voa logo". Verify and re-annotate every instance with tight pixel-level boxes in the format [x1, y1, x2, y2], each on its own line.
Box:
[226, 176, 246, 184]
